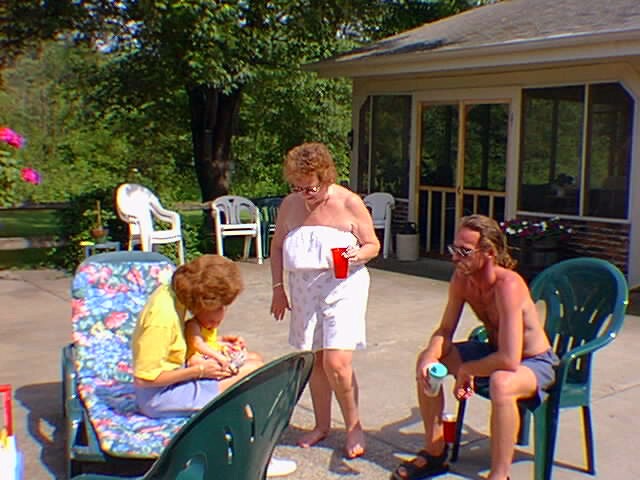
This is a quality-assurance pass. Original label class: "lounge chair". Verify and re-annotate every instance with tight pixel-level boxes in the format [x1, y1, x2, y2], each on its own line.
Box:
[63, 250, 313, 478]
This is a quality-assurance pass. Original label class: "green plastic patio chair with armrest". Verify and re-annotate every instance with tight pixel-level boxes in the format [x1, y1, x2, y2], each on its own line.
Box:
[71, 351, 314, 480]
[259, 205, 279, 258]
[450, 257, 628, 480]
[254, 196, 283, 258]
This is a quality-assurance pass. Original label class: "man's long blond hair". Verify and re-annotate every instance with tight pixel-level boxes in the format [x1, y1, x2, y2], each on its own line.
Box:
[459, 214, 516, 270]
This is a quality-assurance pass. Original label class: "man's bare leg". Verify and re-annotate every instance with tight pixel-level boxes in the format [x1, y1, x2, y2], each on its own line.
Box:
[390, 377, 446, 478]
[323, 349, 365, 458]
[298, 350, 331, 448]
[418, 381, 446, 454]
[487, 367, 537, 480]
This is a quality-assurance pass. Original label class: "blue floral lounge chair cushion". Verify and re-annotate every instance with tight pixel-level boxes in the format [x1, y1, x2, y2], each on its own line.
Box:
[71, 252, 189, 458]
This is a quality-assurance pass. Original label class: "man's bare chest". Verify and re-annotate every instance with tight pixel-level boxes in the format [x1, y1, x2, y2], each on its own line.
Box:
[466, 292, 500, 329]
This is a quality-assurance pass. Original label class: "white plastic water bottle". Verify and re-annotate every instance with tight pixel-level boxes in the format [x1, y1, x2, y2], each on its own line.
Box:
[424, 362, 448, 397]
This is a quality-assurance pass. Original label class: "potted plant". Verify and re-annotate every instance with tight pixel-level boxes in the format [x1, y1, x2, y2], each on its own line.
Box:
[88, 200, 109, 243]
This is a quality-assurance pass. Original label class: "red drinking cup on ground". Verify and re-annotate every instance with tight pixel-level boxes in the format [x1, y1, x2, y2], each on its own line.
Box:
[442, 412, 457, 444]
[331, 247, 349, 279]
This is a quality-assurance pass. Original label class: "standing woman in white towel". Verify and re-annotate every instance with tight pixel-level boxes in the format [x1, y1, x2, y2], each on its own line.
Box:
[270, 142, 380, 459]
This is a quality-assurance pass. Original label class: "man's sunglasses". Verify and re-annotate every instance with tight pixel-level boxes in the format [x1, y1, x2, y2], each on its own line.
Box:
[291, 184, 321, 194]
[447, 244, 478, 258]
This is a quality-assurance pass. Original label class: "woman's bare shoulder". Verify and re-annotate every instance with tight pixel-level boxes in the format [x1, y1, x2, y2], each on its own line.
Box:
[337, 187, 366, 209]
[279, 193, 297, 209]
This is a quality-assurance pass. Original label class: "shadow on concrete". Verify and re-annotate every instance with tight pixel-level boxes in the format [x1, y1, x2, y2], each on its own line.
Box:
[368, 257, 454, 282]
[15, 382, 154, 479]
[279, 409, 494, 479]
[15, 382, 66, 479]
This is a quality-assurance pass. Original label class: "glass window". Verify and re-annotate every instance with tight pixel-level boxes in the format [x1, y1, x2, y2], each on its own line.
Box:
[420, 104, 458, 187]
[584, 83, 632, 218]
[367, 95, 412, 197]
[519, 86, 584, 215]
[519, 83, 633, 219]
[357, 97, 371, 193]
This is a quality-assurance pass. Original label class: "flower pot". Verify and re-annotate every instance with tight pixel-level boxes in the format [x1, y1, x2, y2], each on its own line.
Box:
[508, 236, 561, 282]
[90, 227, 109, 243]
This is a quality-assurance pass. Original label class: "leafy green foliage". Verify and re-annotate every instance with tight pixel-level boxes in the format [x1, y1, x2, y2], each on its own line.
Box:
[0, 0, 498, 265]
[49, 187, 127, 271]
[232, 67, 352, 197]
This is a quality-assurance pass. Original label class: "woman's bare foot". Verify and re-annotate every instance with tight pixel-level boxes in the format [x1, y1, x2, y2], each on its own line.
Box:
[297, 427, 329, 448]
[344, 425, 366, 459]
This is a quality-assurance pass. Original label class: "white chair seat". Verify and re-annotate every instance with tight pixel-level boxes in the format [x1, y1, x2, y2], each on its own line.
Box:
[115, 183, 185, 264]
[364, 192, 395, 259]
[211, 195, 263, 264]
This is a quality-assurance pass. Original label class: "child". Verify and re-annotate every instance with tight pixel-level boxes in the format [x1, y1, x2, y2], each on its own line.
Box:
[185, 316, 248, 374]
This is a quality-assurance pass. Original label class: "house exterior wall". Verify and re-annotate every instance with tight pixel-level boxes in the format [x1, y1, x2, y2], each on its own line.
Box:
[351, 60, 640, 286]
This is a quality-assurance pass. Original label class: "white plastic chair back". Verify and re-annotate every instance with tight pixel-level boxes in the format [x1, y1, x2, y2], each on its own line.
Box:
[115, 183, 185, 264]
[364, 192, 395, 259]
[211, 195, 263, 264]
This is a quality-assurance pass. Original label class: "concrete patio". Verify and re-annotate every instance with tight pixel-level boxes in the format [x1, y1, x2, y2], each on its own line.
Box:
[1, 257, 639, 479]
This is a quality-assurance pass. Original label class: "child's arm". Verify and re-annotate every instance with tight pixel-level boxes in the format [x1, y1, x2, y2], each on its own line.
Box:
[220, 334, 247, 350]
[185, 320, 229, 365]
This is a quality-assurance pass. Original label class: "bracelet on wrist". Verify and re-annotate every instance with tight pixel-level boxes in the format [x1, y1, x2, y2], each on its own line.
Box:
[198, 364, 204, 379]
[272, 282, 284, 289]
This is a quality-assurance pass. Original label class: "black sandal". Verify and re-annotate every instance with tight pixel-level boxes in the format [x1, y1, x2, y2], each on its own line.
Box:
[390, 446, 449, 480]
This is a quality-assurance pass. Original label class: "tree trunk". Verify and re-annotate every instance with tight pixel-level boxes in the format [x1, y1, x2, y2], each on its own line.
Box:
[187, 85, 241, 202]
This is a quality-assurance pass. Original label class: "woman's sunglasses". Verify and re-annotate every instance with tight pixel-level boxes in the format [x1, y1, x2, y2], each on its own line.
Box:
[291, 184, 322, 194]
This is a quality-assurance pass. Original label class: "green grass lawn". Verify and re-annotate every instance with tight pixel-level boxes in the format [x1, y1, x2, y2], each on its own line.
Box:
[0, 206, 226, 269]
[0, 248, 52, 269]
[0, 209, 61, 269]
[0, 209, 62, 237]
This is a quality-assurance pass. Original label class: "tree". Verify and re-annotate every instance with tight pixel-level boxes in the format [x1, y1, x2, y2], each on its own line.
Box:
[2, 1, 493, 201]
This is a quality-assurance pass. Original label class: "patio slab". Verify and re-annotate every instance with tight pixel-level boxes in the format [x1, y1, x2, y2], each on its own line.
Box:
[1, 258, 639, 479]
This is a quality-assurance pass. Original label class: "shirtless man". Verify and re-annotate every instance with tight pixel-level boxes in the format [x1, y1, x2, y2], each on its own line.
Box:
[392, 214, 558, 480]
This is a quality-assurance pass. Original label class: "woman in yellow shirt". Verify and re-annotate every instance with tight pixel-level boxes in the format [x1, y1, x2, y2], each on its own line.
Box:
[132, 254, 260, 417]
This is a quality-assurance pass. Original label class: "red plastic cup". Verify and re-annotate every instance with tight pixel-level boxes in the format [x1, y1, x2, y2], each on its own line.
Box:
[331, 247, 349, 279]
[442, 413, 457, 444]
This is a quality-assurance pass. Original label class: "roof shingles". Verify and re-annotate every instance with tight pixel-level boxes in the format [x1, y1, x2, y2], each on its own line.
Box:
[332, 0, 640, 62]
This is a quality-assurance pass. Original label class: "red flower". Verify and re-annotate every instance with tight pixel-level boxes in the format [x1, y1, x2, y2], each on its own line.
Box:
[0, 127, 25, 149]
[20, 167, 41, 185]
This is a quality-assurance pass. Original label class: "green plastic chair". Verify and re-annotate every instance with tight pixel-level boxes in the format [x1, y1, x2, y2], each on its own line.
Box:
[451, 257, 628, 480]
[71, 351, 314, 480]
[259, 206, 279, 258]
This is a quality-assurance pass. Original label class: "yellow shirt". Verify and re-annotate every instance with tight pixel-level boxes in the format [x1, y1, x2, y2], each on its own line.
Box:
[131, 284, 188, 381]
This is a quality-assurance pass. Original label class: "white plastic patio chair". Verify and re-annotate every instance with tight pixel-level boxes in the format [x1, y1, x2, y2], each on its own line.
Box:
[364, 192, 395, 259]
[211, 195, 263, 264]
[115, 183, 185, 264]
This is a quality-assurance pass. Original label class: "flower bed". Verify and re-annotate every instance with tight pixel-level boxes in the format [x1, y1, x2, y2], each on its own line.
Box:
[500, 216, 572, 242]
[500, 217, 573, 281]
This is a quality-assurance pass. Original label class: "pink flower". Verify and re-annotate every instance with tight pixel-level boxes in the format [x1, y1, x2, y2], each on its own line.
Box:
[0, 127, 25, 149]
[20, 168, 41, 185]
[104, 311, 128, 329]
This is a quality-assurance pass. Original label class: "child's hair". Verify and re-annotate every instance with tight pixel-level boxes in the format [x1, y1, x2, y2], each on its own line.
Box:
[172, 255, 243, 312]
[459, 214, 517, 270]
